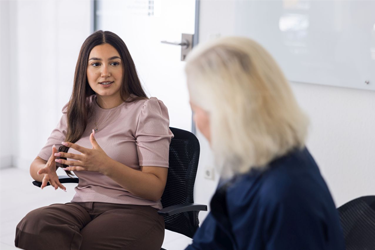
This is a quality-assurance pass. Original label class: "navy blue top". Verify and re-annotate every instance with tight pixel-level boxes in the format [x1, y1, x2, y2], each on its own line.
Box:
[185, 148, 345, 250]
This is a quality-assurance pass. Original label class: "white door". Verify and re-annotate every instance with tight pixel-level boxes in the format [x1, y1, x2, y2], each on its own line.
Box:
[95, 0, 197, 131]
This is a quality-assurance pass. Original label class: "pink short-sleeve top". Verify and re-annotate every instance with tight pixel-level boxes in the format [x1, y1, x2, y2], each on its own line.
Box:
[38, 95, 173, 209]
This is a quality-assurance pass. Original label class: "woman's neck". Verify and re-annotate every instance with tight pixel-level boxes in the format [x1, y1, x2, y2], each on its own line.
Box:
[96, 95, 124, 109]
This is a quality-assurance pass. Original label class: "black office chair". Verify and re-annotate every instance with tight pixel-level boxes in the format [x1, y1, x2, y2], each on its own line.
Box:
[337, 195, 375, 250]
[32, 127, 207, 250]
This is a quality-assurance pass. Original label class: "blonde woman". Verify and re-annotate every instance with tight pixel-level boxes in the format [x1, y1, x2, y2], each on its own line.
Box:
[184, 37, 344, 250]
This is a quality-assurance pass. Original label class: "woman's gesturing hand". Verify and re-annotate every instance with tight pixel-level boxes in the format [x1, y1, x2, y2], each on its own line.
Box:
[54, 130, 111, 174]
[37, 145, 67, 191]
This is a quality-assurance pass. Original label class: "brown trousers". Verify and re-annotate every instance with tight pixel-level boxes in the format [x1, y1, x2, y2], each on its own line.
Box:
[15, 202, 165, 250]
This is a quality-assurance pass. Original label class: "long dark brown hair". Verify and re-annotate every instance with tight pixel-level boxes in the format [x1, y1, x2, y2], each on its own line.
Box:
[66, 30, 147, 144]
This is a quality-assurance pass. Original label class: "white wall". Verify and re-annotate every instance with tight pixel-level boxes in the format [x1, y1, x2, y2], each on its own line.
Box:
[291, 82, 375, 207]
[195, 0, 375, 211]
[0, 1, 15, 169]
[0, 0, 92, 170]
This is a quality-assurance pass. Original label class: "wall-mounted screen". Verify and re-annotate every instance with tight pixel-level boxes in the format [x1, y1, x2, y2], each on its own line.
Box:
[234, 0, 375, 91]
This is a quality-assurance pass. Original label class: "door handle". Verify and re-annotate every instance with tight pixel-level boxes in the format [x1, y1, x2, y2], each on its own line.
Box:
[161, 33, 194, 61]
[161, 40, 190, 48]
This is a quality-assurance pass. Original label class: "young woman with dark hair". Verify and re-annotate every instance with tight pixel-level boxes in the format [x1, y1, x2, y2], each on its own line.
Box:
[15, 30, 173, 250]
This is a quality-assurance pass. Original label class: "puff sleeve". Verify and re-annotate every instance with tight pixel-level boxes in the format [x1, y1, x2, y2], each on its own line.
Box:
[37, 104, 68, 161]
[135, 97, 173, 168]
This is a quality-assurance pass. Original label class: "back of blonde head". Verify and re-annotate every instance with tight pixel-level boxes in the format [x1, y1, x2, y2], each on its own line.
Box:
[185, 37, 309, 178]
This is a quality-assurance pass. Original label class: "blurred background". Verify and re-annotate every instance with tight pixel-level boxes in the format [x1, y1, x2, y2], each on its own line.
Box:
[1, 0, 375, 249]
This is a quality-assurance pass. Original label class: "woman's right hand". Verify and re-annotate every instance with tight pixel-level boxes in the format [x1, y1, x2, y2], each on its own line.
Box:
[37, 145, 66, 191]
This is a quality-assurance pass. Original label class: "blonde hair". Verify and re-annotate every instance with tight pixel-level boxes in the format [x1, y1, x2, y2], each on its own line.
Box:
[185, 36, 309, 178]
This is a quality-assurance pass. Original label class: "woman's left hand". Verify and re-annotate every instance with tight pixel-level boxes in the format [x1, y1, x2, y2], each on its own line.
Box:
[54, 130, 111, 174]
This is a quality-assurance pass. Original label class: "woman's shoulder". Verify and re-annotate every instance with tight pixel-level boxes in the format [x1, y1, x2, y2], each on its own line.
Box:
[130, 97, 168, 115]
[224, 148, 322, 205]
[131, 96, 166, 107]
[62, 103, 68, 114]
[61, 95, 97, 114]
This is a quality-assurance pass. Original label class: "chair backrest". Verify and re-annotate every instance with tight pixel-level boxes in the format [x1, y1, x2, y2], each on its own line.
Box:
[337, 195, 375, 249]
[161, 127, 200, 238]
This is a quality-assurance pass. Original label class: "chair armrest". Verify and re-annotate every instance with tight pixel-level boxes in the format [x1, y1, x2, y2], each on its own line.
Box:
[158, 203, 207, 216]
[32, 176, 79, 188]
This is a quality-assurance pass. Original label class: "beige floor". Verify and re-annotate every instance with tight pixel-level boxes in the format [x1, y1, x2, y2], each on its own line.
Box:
[0, 168, 192, 250]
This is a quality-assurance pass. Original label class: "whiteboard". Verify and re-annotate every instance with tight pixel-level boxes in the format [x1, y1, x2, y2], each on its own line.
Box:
[233, 0, 375, 91]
